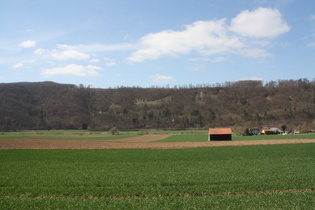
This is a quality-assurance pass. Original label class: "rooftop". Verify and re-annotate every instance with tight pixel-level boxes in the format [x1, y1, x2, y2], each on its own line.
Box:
[208, 128, 232, 135]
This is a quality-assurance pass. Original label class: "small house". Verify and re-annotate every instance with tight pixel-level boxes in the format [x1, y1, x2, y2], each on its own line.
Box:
[261, 127, 283, 135]
[208, 128, 232, 141]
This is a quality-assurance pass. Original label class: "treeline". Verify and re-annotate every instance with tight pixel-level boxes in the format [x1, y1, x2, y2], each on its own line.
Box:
[0, 79, 314, 132]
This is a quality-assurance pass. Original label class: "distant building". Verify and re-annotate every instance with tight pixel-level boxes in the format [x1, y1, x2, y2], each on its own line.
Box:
[248, 128, 260, 135]
[208, 128, 232, 141]
[261, 127, 283, 135]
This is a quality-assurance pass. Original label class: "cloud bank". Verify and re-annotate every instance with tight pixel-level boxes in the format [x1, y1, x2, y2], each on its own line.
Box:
[20, 40, 36, 48]
[42, 64, 101, 77]
[127, 7, 290, 62]
[151, 74, 173, 84]
[25, 7, 290, 79]
[35, 48, 90, 61]
[229, 7, 290, 38]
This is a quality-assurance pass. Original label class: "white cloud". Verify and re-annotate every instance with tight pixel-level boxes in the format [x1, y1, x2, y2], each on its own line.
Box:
[279, 42, 289, 47]
[20, 40, 36, 48]
[238, 77, 263, 81]
[57, 43, 136, 52]
[190, 56, 227, 63]
[307, 42, 315, 47]
[189, 57, 227, 71]
[35, 48, 90, 61]
[254, 0, 270, 3]
[229, 7, 290, 38]
[12, 63, 24, 68]
[34, 48, 47, 55]
[42, 64, 101, 77]
[210, 56, 228, 62]
[190, 63, 205, 71]
[51, 50, 90, 60]
[104, 57, 116, 67]
[127, 19, 244, 62]
[30, 7, 290, 66]
[239, 48, 272, 57]
[106, 62, 116, 67]
[11, 60, 35, 68]
[127, 8, 289, 62]
[89, 59, 100, 63]
[23, 59, 36, 64]
[104, 57, 115, 62]
[151, 74, 173, 84]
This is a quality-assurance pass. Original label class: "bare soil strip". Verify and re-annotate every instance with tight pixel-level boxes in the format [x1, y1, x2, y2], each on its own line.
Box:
[102, 135, 171, 142]
[0, 135, 315, 149]
[25, 135, 109, 139]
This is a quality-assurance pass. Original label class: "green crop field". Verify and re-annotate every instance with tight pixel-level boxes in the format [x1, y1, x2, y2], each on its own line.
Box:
[0, 130, 139, 141]
[1, 143, 315, 209]
[156, 133, 315, 142]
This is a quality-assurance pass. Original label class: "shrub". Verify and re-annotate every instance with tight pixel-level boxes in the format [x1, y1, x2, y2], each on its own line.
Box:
[109, 127, 119, 135]
[138, 129, 149, 135]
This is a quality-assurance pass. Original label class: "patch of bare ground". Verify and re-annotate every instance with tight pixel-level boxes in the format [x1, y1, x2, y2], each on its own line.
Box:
[25, 135, 110, 139]
[103, 135, 171, 143]
[0, 135, 315, 149]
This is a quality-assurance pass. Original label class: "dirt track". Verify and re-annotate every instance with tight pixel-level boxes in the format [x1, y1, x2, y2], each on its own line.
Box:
[1, 135, 315, 149]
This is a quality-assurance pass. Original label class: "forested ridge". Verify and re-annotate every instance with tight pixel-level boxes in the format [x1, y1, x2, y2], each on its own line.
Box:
[1, 79, 315, 132]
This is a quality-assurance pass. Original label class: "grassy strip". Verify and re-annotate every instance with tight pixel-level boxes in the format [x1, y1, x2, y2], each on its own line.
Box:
[0, 130, 204, 139]
[155, 133, 207, 142]
[233, 133, 315, 141]
[0, 131, 139, 141]
[1, 192, 314, 209]
[157, 133, 315, 142]
[1, 144, 315, 208]
[0, 131, 98, 138]
[1, 188, 313, 199]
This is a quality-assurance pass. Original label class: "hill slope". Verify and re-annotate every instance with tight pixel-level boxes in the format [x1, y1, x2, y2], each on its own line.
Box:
[0, 79, 314, 132]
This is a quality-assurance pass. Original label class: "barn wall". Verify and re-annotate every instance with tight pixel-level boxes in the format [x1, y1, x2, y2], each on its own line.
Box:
[209, 134, 232, 141]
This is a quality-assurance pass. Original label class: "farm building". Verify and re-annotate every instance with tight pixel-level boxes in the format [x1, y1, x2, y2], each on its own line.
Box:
[261, 127, 283, 135]
[208, 128, 232, 141]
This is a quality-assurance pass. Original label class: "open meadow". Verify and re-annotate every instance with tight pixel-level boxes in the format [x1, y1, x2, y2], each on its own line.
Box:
[0, 130, 315, 209]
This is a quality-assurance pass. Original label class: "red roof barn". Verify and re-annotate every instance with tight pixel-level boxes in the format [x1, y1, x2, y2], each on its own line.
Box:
[208, 128, 232, 141]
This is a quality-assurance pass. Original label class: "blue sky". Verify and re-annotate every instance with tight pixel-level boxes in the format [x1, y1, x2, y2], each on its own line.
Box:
[1, 0, 315, 88]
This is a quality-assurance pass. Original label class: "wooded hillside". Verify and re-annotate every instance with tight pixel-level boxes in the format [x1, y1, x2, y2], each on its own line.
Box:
[1, 79, 314, 132]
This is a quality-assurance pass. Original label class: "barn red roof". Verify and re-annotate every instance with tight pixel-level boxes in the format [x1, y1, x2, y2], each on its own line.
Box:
[208, 128, 232, 135]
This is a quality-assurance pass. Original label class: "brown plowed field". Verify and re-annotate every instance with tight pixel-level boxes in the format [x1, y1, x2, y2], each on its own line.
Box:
[1, 135, 315, 149]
